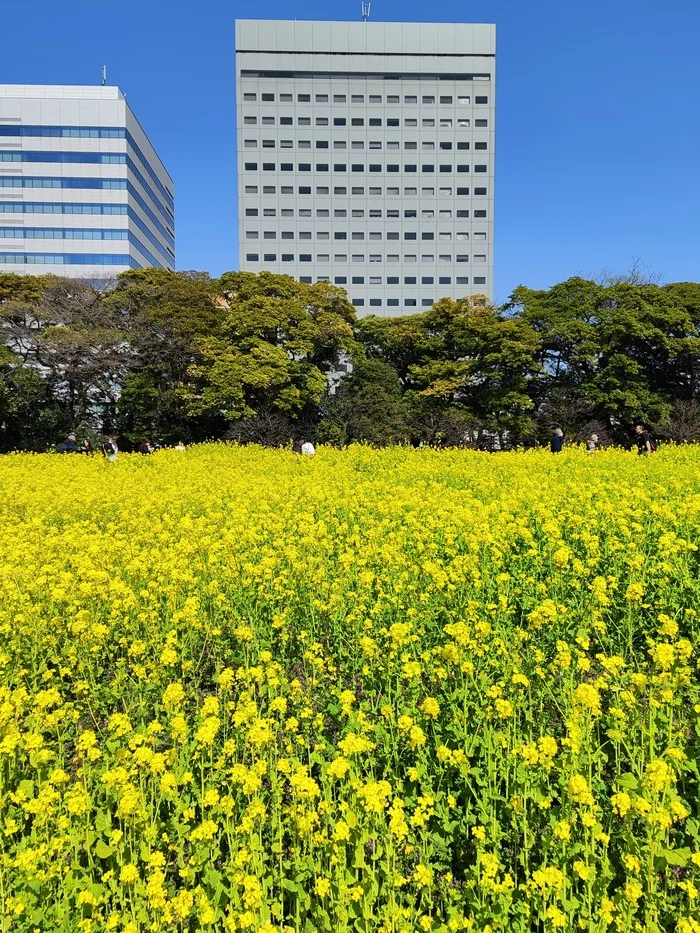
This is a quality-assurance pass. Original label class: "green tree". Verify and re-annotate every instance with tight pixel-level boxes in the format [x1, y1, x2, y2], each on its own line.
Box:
[318, 359, 409, 447]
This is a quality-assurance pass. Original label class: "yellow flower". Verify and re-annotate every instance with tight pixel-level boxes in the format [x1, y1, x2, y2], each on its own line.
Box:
[119, 864, 139, 884]
[420, 697, 440, 719]
[315, 878, 331, 898]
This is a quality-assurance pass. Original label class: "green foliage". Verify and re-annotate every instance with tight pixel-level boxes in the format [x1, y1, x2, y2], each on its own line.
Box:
[3, 270, 700, 450]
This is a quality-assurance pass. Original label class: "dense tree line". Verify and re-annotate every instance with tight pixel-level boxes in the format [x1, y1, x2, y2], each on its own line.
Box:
[2, 268, 700, 452]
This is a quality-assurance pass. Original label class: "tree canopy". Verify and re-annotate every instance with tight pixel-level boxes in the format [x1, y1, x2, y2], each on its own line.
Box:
[2, 269, 700, 451]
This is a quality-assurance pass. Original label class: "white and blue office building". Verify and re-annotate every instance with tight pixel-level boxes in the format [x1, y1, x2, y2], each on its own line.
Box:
[0, 85, 174, 277]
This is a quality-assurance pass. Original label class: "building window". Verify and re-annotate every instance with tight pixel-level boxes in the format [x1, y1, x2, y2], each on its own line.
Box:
[405, 299, 417, 307]
[263, 231, 277, 239]
[280, 117, 293, 125]
[387, 94, 399, 103]
[244, 117, 257, 125]
[352, 232, 365, 240]
[422, 118, 435, 127]
[439, 254, 452, 262]
[475, 210, 487, 218]
[299, 254, 312, 262]
[262, 93, 274, 101]
[316, 186, 330, 194]
[351, 118, 364, 127]
[440, 95, 453, 104]
[475, 119, 488, 127]
[298, 186, 311, 194]
[439, 165, 452, 173]
[422, 276, 434, 284]
[474, 232, 487, 241]
[421, 232, 434, 240]
[352, 298, 364, 306]
[474, 276, 486, 285]
[439, 210, 452, 218]
[280, 140, 293, 148]
[333, 118, 346, 126]
[317, 254, 329, 262]
[244, 187, 258, 195]
[299, 276, 312, 283]
[244, 162, 257, 170]
[245, 208, 258, 216]
[474, 254, 487, 263]
[333, 94, 346, 102]
[475, 165, 488, 173]
[352, 164, 364, 172]
[316, 94, 328, 102]
[262, 117, 274, 125]
[246, 231, 258, 239]
[439, 276, 451, 284]
[299, 163, 311, 171]
[457, 187, 470, 195]
[369, 94, 381, 103]
[334, 209, 347, 217]
[243, 93, 256, 101]
[457, 119, 470, 128]
[457, 96, 470, 105]
[298, 117, 310, 126]
[316, 140, 329, 149]
[334, 254, 347, 262]
[475, 96, 488, 104]
[263, 208, 276, 217]
[299, 232, 312, 240]
[475, 142, 488, 150]
[263, 253, 276, 261]
[422, 165, 434, 173]
[263, 186, 275, 194]
[317, 209, 330, 217]
[246, 253, 259, 261]
[352, 276, 364, 284]
[335, 276, 347, 283]
[456, 276, 469, 285]
[474, 187, 487, 195]
[244, 139, 256, 148]
[369, 118, 382, 127]
[281, 231, 294, 239]
[298, 140, 311, 148]
[456, 254, 468, 263]
[422, 299, 433, 307]
[316, 165, 329, 173]
[456, 210, 470, 217]
[282, 254, 294, 261]
[335, 232, 347, 240]
[317, 231, 329, 240]
[298, 94, 310, 102]
[387, 298, 399, 307]
[439, 118, 452, 128]
[352, 207, 365, 214]
[352, 255, 364, 262]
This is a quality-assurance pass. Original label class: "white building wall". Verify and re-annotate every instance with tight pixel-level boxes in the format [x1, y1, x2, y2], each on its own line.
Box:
[235, 20, 495, 316]
[0, 85, 174, 279]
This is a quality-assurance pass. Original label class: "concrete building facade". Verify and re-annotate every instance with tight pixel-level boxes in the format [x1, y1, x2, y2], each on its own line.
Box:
[235, 20, 495, 315]
[0, 85, 174, 278]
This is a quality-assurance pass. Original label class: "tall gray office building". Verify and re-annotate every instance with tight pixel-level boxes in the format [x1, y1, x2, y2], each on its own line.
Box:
[0, 85, 174, 277]
[235, 20, 495, 315]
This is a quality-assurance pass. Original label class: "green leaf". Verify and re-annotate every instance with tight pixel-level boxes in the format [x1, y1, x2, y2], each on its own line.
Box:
[281, 879, 298, 893]
[615, 772, 639, 791]
[95, 810, 112, 835]
[18, 779, 34, 799]
[95, 840, 113, 860]
[660, 847, 691, 867]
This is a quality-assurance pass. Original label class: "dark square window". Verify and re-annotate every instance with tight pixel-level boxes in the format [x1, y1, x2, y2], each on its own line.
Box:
[387, 118, 399, 127]
[281, 163, 294, 171]
[352, 118, 364, 126]
[298, 186, 311, 194]
[474, 276, 486, 284]
[352, 276, 364, 284]
[439, 276, 451, 284]
[422, 165, 434, 172]
[404, 164, 417, 172]
[474, 210, 487, 218]
[457, 187, 470, 195]
[457, 165, 470, 173]
[387, 164, 399, 172]
[262, 93, 274, 101]
[316, 163, 329, 171]
[352, 187, 364, 195]
[245, 162, 257, 170]
[439, 165, 452, 173]
[475, 96, 488, 104]
[474, 187, 487, 195]
[352, 164, 364, 172]
[282, 254, 294, 261]
[316, 141, 329, 149]
[475, 165, 487, 173]
[335, 232, 347, 239]
[404, 277, 416, 285]
[335, 276, 347, 284]
[370, 298, 382, 306]
[457, 142, 470, 150]
[334, 187, 347, 194]
[475, 119, 488, 127]
[369, 164, 381, 172]
[334, 164, 347, 172]
[280, 117, 293, 125]
[298, 163, 311, 171]
[422, 232, 434, 240]
[298, 94, 311, 102]
[245, 208, 258, 216]
[246, 253, 259, 261]
[457, 210, 470, 217]
[387, 277, 399, 285]
[440, 95, 453, 104]
[421, 276, 434, 284]
[299, 254, 312, 262]
[405, 298, 417, 307]
[369, 118, 382, 127]
[263, 253, 276, 261]
[334, 118, 346, 126]
[440, 142, 452, 150]
[352, 298, 365, 306]
[475, 142, 488, 150]
[387, 298, 399, 307]
[404, 232, 417, 240]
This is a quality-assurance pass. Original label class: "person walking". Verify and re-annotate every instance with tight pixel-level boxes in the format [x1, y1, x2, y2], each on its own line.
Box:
[102, 435, 118, 461]
[586, 433, 599, 454]
[550, 428, 564, 453]
[635, 424, 654, 456]
[57, 432, 78, 454]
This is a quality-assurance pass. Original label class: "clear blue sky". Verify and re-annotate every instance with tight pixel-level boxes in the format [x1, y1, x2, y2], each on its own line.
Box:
[2, 0, 699, 303]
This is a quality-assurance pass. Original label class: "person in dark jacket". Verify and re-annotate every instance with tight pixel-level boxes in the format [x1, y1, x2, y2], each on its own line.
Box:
[81, 439, 94, 456]
[550, 428, 564, 453]
[635, 424, 654, 455]
[57, 432, 78, 454]
[139, 439, 153, 455]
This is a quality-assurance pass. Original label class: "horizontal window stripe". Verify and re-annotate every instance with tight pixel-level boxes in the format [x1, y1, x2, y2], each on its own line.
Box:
[0, 202, 174, 260]
[0, 125, 173, 205]
[240, 69, 491, 80]
[0, 227, 129, 239]
[0, 151, 125, 164]
[0, 252, 141, 267]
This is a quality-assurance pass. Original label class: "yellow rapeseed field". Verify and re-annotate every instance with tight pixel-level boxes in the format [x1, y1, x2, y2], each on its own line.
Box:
[0, 444, 699, 933]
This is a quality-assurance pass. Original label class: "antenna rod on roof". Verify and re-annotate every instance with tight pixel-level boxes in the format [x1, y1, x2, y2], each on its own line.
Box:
[362, 2, 370, 22]
[101, 65, 107, 86]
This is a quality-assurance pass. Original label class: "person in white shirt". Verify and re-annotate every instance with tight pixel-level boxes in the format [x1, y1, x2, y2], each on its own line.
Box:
[175, 441, 186, 452]
[300, 440, 316, 456]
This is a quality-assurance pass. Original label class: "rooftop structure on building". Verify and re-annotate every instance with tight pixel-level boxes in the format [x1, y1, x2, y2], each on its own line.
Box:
[0, 84, 174, 278]
[235, 19, 495, 315]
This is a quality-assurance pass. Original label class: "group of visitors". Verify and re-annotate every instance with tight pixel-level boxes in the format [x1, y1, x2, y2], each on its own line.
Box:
[56, 434, 187, 459]
[550, 424, 656, 455]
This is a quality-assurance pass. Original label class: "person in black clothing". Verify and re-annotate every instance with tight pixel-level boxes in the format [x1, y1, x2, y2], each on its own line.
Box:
[102, 436, 118, 461]
[635, 424, 654, 455]
[57, 432, 78, 454]
[550, 428, 564, 453]
[81, 439, 94, 456]
[139, 439, 153, 455]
